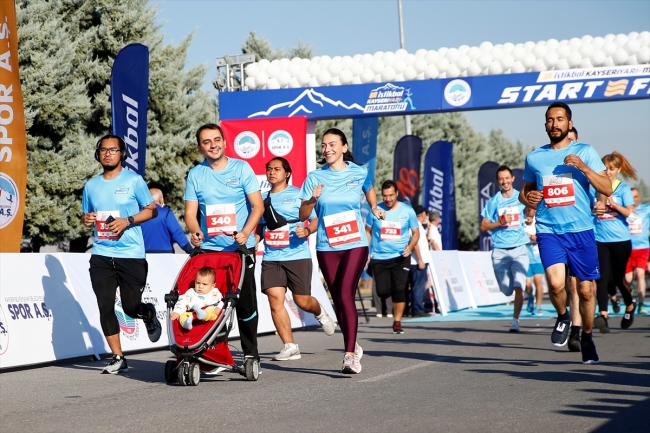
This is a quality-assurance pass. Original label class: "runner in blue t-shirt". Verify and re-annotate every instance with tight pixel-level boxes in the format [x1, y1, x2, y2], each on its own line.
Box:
[480, 165, 530, 332]
[591, 152, 637, 333]
[184, 123, 264, 373]
[365, 180, 420, 335]
[299, 128, 385, 375]
[256, 157, 335, 361]
[519, 102, 612, 364]
[625, 188, 650, 315]
[81, 134, 161, 374]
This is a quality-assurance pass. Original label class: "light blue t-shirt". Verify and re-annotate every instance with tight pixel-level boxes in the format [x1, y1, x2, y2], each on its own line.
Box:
[260, 186, 315, 261]
[591, 181, 634, 243]
[184, 158, 260, 251]
[523, 142, 606, 235]
[299, 162, 373, 252]
[82, 169, 153, 259]
[366, 201, 419, 260]
[480, 189, 529, 249]
[630, 203, 650, 249]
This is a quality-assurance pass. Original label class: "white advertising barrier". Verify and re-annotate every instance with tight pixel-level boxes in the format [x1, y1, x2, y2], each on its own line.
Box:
[0, 252, 335, 370]
[457, 251, 514, 307]
[0, 254, 97, 369]
[427, 251, 477, 315]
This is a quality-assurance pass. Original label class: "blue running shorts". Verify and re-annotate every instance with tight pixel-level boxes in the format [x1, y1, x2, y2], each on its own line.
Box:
[536, 230, 600, 281]
[526, 262, 545, 278]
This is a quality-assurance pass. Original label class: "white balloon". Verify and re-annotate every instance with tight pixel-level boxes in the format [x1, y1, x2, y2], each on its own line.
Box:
[556, 43, 571, 58]
[414, 58, 428, 73]
[361, 53, 374, 65]
[500, 54, 514, 69]
[544, 52, 559, 68]
[403, 65, 417, 80]
[524, 41, 536, 51]
[405, 53, 416, 65]
[394, 73, 405, 82]
[467, 46, 482, 60]
[546, 39, 560, 50]
[307, 62, 321, 76]
[438, 47, 448, 56]
[488, 61, 503, 75]
[532, 59, 547, 72]
[311, 56, 320, 63]
[300, 58, 311, 69]
[278, 70, 291, 86]
[637, 46, 650, 63]
[477, 53, 492, 69]
[393, 60, 406, 73]
[288, 63, 301, 76]
[298, 70, 312, 86]
[328, 61, 343, 76]
[244, 76, 257, 90]
[318, 55, 331, 67]
[533, 43, 548, 58]
[522, 53, 537, 69]
[503, 42, 515, 53]
[415, 48, 428, 58]
[490, 46, 504, 61]
[569, 37, 582, 50]
[613, 49, 629, 65]
[581, 35, 593, 43]
[382, 51, 396, 66]
[267, 78, 280, 89]
[291, 57, 302, 64]
[370, 59, 385, 74]
[353, 54, 363, 62]
[255, 71, 269, 87]
[579, 58, 592, 68]
[424, 65, 439, 79]
[511, 61, 526, 73]
[603, 57, 615, 67]
[381, 66, 396, 82]
[626, 54, 638, 65]
[436, 57, 450, 72]
[373, 74, 382, 83]
[567, 52, 582, 67]
[258, 59, 270, 71]
[416, 72, 425, 80]
[279, 58, 291, 69]
[270, 59, 280, 65]
[628, 31, 639, 39]
[479, 41, 494, 52]
[245, 63, 259, 77]
[590, 50, 607, 66]
[330, 76, 341, 86]
[373, 51, 384, 59]
[511, 45, 527, 60]
[579, 44, 594, 58]
[446, 63, 461, 78]
[266, 63, 280, 78]
[456, 54, 471, 71]
[467, 61, 483, 76]
[445, 47, 460, 62]
[592, 36, 605, 47]
[614, 33, 628, 47]
[604, 34, 615, 42]
[341, 56, 354, 68]
[351, 76, 362, 84]
[624, 39, 641, 55]
[438, 72, 447, 79]
[309, 77, 319, 87]
[603, 41, 617, 56]
[339, 69, 354, 84]
[351, 62, 364, 76]
[289, 77, 301, 88]
[638, 31, 650, 46]
[425, 50, 439, 64]
[395, 48, 408, 59]
[316, 70, 331, 85]
[332, 56, 342, 63]
[555, 59, 570, 70]
[459, 44, 470, 54]
[361, 68, 375, 83]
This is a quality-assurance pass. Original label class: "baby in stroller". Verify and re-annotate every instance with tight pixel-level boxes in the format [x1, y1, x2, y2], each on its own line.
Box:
[170, 266, 224, 330]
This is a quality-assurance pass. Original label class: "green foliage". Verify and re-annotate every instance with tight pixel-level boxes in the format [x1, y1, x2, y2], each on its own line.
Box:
[633, 178, 650, 204]
[241, 31, 314, 60]
[17, 0, 212, 250]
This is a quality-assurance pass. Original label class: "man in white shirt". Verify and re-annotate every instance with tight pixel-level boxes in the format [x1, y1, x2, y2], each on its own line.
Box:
[428, 211, 443, 251]
[411, 205, 434, 317]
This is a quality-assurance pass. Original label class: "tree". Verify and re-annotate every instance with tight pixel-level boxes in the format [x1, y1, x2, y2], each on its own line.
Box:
[17, 0, 213, 251]
[634, 178, 650, 204]
[242, 31, 314, 61]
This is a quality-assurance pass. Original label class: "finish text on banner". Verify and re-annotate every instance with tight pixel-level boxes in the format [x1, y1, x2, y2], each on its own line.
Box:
[393, 135, 422, 206]
[423, 141, 458, 250]
[0, 2, 27, 252]
[111, 43, 149, 177]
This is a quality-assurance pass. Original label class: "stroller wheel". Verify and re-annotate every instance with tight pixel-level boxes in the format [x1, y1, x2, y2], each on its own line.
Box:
[177, 362, 189, 386]
[164, 360, 177, 384]
[244, 358, 259, 381]
[188, 362, 201, 386]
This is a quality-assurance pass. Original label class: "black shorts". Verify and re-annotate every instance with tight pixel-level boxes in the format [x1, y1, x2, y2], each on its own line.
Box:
[261, 259, 312, 296]
[370, 255, 410, 303]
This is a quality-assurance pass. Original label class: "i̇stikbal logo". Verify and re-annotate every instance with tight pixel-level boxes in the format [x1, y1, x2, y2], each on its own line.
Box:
[364, 83, 416, 113]
[444, 79, 472, 107]
[267, 130, 293, 157]
[114, 293, 139, 341]
[0, 306, 9, 355]
[0, 172, 20, 229]
[233, 131, 261, 159]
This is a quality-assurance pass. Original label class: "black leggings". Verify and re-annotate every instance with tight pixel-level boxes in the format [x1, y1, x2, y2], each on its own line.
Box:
[596, 240, 633, 313]
[236, 249, 259, 359]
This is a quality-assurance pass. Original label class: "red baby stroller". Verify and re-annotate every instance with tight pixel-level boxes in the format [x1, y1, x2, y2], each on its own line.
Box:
[163, 250, 259, 385]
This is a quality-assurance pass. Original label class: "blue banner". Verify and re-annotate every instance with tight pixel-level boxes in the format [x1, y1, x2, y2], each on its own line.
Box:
[220, 65, 650, 121]
[111, 43, 149, 176]
[423, 141, 458, 250]
[393, 135, 422, 206]
[512, 168, 525, 192]
[478, 161, 500, 251]
[352, 117, 379, 182]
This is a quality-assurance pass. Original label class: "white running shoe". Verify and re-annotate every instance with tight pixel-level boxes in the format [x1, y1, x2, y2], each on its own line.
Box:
[316, 302, 336, 336]
[354, 342, 363, 361]
[341, 353, 362, 374]
[102, 355, 128, 374]
[272, 343, 301, 361]
[509, 319, 520, 332]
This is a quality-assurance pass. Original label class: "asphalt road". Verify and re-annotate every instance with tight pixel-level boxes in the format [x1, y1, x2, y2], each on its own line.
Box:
[1, 315, 649, 433]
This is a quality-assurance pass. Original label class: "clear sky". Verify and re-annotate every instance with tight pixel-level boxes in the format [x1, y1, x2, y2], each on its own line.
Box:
[155, 0, 650, 184]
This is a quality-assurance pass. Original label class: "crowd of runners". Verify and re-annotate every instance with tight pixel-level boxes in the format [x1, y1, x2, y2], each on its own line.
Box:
[82, 101, 648, 376]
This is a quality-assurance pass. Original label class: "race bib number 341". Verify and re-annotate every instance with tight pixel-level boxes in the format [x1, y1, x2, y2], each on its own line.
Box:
[543, 174, 575, 208]
[324, 210, 361, 247]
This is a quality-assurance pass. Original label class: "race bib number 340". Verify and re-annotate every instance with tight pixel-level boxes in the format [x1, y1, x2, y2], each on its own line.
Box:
[206, 203, 237, 236]
[324, 210, 361, 247]
[543, 174, 575, 208]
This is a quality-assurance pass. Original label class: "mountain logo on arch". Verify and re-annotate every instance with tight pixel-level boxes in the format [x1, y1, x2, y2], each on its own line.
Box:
[364, 83, 415, 113]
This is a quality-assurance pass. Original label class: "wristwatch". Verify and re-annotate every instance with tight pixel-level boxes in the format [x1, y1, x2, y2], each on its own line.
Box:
[127, 216, 135, 226]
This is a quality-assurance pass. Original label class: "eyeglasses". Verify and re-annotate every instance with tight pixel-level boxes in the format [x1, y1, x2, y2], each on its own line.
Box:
[99, 148, 120, 155]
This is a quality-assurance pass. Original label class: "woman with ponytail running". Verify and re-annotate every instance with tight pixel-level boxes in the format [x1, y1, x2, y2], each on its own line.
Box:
[299, 128, 385, 374]
[592, 151, 637, 333]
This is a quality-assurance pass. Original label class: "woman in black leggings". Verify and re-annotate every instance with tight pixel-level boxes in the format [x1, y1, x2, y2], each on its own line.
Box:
[593, 152, 637, 333]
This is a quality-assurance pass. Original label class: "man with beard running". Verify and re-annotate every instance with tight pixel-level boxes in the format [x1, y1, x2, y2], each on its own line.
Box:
[519, 102, 612, 364]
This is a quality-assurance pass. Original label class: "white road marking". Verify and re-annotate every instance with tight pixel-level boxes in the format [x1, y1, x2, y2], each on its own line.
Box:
[358, 361, 434, 383]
